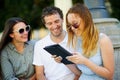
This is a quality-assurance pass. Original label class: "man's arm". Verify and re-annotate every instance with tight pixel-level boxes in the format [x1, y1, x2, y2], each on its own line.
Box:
[29, 73, 36, 80]
[35, 65, 46, 80]
[66, 64, 81, 80]
[52, 55, 81, 80]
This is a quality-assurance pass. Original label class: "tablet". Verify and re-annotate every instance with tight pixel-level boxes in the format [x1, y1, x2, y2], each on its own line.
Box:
[43, 44, 74, 64]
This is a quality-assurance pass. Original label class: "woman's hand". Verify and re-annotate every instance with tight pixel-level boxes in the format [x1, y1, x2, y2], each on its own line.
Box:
[66, 52, 87, 64]
[52, 55, 62, 63]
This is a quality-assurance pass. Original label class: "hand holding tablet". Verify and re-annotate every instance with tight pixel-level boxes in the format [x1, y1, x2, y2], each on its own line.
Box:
[43, 44, 74, 64]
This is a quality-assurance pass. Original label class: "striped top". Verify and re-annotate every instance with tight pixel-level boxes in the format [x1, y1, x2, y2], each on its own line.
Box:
[0, 40, 35, 80]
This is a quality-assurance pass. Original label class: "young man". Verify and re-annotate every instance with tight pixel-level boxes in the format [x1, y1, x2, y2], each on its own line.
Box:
[33, 6, 80, 80]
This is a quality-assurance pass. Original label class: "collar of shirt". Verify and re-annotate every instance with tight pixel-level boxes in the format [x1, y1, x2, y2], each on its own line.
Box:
[8, 42, 29, 51]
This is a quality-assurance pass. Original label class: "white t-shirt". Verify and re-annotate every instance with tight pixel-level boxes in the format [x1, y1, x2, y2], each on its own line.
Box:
[33, 33, 74, 80]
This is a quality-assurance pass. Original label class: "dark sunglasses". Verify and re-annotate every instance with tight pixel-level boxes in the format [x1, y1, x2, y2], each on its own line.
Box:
[67, 23, 79, 30]
[13, 25, 30, 34]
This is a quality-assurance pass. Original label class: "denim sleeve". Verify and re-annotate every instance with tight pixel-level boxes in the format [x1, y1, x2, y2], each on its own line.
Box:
[0, 50, 19, 80]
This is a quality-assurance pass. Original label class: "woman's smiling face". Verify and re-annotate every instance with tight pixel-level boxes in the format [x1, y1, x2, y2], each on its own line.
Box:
[67, 13, 84, 36]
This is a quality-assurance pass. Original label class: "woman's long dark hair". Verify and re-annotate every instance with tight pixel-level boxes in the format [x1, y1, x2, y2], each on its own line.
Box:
[0, 17, 31, 52]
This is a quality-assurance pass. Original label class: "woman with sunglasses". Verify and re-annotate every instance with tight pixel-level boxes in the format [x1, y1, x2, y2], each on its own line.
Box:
[0, 17, 36, 80]
[65, 3, 114, 80]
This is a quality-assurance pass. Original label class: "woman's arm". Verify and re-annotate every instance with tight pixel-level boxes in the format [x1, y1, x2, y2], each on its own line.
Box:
[83, 34, 114, 80]
[67, 34, 114, 80]
[1, 51, 19, 80]
[95, 34, 114, 79]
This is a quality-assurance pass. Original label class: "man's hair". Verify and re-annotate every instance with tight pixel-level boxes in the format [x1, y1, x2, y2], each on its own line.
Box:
[41, 6, 63, 24]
